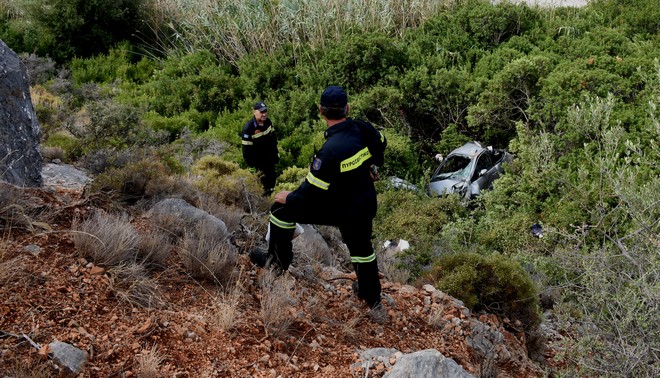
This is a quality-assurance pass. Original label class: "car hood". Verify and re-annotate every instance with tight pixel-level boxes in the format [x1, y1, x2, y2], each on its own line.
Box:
[427, 178, 467, 197]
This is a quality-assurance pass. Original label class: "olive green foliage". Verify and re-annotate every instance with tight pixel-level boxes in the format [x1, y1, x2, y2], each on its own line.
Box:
[87, 157, 196, 206]
[430, 252, 540, 330]
[379, 129, 422, 180]
[374, 190, 466, 271]
[191, 155, 267, 211]
[70, 42, 156, 85]
[3, 0, 149, 62]
[43, 132, 82, 162]
[142, 50, 241, 123]
[273, 166, 308, 193]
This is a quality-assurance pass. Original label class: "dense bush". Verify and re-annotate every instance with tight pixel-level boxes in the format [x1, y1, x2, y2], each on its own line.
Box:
[429, 252, 540, 330]
[4, 0, 150, 62]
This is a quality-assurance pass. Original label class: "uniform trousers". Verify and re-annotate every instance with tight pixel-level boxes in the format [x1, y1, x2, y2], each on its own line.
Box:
[268, 202, 381, 307]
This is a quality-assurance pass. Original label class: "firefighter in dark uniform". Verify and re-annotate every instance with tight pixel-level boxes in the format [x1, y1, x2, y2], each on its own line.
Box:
[241, 101, 279, 195]
[254, 86, 387, 313]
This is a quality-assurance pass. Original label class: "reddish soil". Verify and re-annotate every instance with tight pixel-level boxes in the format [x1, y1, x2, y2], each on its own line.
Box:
[0, 186, 552, 377]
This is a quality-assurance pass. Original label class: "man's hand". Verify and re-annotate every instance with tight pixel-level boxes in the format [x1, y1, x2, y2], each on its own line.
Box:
[369, 165, 380, 182]
[274, 191, 291, 204]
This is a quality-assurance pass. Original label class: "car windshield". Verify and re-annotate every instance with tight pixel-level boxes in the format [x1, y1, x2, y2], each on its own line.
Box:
[432, 155, 473, 181]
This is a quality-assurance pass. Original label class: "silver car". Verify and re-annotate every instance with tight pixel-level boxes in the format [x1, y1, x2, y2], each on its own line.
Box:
[427, 141, 513, 199]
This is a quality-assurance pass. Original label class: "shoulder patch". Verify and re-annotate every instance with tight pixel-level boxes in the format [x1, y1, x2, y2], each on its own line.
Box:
[312, 158, 322, 171]
[243, 134, 251, 139]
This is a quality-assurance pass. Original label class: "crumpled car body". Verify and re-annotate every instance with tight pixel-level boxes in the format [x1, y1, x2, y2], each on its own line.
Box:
[426, 141, 513, 200]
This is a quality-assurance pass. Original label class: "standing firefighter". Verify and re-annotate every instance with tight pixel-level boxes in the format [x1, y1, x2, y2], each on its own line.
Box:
[241, 101, 279, 195]
[251, 86, 388, 320]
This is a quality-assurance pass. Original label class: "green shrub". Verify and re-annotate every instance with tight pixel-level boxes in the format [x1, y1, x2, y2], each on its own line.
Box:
[70, 42, 157, 85]
[87, 158, 175, 204]
[430, 252, 540, 330]
[191, 155, 268, 211]
[43, 132, 82, 161]
[374, 190, 465, 253]
[13, 0, 149, 63]
[273, 166, 307, 193]
[142, 50, 241, 117]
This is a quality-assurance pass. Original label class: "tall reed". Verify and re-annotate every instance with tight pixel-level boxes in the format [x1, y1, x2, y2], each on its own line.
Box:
[146, 0, 452, 63]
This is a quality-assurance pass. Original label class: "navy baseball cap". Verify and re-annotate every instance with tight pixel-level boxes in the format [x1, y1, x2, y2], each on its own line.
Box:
[253, 102, 268, 111]
[320, 86, 347, 107]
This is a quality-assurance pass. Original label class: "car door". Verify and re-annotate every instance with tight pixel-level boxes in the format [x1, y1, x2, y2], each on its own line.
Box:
[468, 151, 496, 197]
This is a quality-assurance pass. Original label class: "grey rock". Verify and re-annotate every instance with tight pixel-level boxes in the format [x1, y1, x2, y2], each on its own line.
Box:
[467, 321, 505, 358]
[0, 40, 42, 187]
[149, 198, 229, 239]
[42, 163, 92, 190]
[49, 341, 88, 374]
[383, 349, 474, 378]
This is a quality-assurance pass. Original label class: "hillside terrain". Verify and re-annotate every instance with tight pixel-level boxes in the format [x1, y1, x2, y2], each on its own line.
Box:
[0, 171, 556, 377]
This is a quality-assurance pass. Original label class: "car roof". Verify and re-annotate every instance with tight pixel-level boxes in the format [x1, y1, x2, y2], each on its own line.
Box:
[448, 141, 485, 159]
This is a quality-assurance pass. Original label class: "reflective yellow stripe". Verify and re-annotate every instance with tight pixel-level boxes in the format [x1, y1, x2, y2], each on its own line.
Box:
[269, 213, 296, 229]
[242, 140, 253, 145]
[252, 126, 273, 139]
[306, 172, 329, 190]
[340, 147, 371, 172]
[351, 253, 376, 263]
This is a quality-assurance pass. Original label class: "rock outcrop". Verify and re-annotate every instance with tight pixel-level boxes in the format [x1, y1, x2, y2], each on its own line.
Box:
[0, 39, 42, 187]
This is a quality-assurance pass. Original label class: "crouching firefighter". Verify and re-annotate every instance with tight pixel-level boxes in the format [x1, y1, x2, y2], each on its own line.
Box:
[251, 85, 387, 312]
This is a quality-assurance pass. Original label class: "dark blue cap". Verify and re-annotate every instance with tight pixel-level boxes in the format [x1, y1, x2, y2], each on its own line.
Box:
[320, 86, 347, 107]
[253, 102, 268, 111]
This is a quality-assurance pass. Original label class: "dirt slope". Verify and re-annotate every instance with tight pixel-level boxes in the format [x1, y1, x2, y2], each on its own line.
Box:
[0, 185, 553, 377]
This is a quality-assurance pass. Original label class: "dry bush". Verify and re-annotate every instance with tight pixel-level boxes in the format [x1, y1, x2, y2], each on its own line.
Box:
[259, 270, 299, 339]
[0, 239, 26, 286]
[178, 220, 238, 287]
[211, 272, 245, 331]
[379, 251, 411, 284]
[150, 212, 186, 244]
[136, 227, 173, 269]
[341, 316, 360, 341]
[427, 306, 444, 329]
[40, 145, 66, 162]
[144, 173, 202, 207]
[72, 211, 140, 266]
[5, 357, 52, 378]
[199, 198, 245, 236]
[0, 183, 33, 231]
[108, 263, 165, 309]
[135, 344, 165, 378]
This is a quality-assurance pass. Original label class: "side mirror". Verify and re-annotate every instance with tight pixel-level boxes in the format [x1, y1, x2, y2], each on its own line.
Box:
[434, 154, 444, 162]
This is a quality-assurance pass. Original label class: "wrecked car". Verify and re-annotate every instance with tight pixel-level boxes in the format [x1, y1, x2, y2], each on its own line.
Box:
[426, 141, 513, 200]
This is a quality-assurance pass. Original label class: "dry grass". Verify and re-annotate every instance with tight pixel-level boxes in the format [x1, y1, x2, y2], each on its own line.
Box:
[341, 316, 361, 341]
[5, 357, 52, 378]
[72, 211, 140, 266]
[0, 183, 33, 231]
[135, 344, 165, 378]
[259, 270, 299, 339]
[211, 271, 245, 331]
[136, 226, 172, 268]
[108, 263, 165, 309]
[427, 306, 444, 329]
[0, 238, 26, 286]
[178, 220, 238, 287]
[40, 145, 66, 162]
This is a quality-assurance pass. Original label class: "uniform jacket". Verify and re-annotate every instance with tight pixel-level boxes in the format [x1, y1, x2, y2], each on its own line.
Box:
[241, 117, 278, 168]
[286, 118, 386, 222]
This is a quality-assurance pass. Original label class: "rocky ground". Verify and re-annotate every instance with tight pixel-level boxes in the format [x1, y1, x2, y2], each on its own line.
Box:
[0, 165, 562, 377]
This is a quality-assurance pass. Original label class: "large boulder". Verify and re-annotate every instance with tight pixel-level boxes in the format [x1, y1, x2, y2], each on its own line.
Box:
[0, 39, 42, 187]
